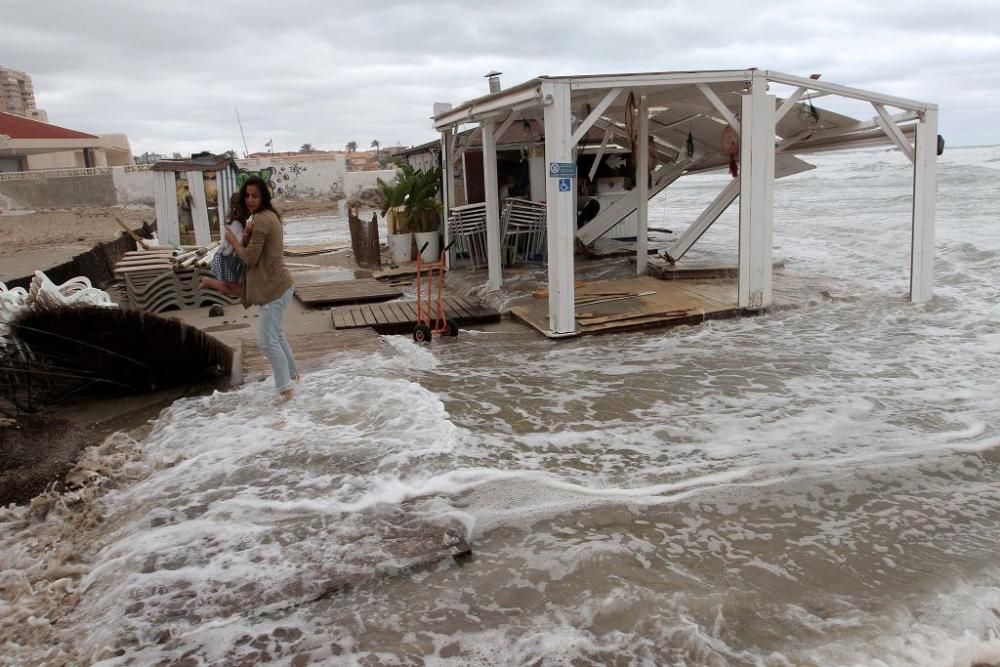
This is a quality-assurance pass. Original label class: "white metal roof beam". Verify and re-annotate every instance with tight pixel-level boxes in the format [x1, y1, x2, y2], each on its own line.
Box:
[588, 128, 613, 182]
[799, 110, 920, 144]
[775, 87, 810, 123]
[873, 103, 915, 163]
[775, 129, 814, 154]
[696, 84, 740, 133]
[565, 70, 751, 90]
[767, 70, 930, 111]
[493, 110, 521, 142]
[650, 113, 702, 134]
[452, 127, 482, 166]
[570, 87, 623, 146]
[433, 85, 542, 129]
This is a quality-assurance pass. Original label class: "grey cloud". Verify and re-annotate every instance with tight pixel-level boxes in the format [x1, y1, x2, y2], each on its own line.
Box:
[1, 0, 996, 152]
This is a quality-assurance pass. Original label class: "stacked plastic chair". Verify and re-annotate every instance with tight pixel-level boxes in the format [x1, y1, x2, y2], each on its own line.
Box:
[123, 267, 238, 313]
[501, 198, 548, 265]
[1, 272, 115, 347]
[446, 203, 488, 268]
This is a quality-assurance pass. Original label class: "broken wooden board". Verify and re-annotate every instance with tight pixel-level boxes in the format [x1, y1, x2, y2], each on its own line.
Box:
[284, 242, 349, 257]
[240, 329, 384, 381]
[294, 279, 403, 307]
[647, 256, 786, 281]
[330, 296, 500, 335]
[372, 261, 423, 280]
[511, 273, 820, 338]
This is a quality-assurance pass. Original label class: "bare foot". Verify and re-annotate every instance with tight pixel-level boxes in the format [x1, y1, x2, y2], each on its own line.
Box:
[280, 388, 294, 401]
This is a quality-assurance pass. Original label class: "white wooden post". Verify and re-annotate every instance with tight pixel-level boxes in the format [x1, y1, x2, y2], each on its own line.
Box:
[186, 170, 211, 246]
[542, 80, 576, 335]
[446, 129, 457, 208]
[440, 130, 452, 270]
[218, 168, 231, 232]
[738, 73, 776, 309]
[636, 94, 649, 274]
[153, 170, 180, 246]
[481, 118, 502, 289]
[910, 107, 937, 303]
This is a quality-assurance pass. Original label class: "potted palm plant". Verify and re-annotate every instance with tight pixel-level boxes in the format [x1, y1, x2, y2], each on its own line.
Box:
[378, 167, 413, 263]
[406, 166, 443, 262]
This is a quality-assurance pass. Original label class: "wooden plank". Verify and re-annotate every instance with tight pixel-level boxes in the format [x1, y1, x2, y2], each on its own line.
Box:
[386, 302, 409, 324]
[370, 302, 389, 324]
[456, 296, 488, 317]
[399, 300, 421, 322]
[364, 303, 381, 326]
[294, 279, 403, 307]
[357, 304, 374, 326]
[284, 242, 349, 256]
[447, 297, 475, 320]
[577, 309, 690, 327]
[328, 296, 500, 333]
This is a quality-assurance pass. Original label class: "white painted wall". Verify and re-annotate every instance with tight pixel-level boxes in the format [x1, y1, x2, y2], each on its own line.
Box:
[345, 169, 397, 198]
[26, 151, 84, 170]
[111, 167, 157, 206]
[236, 155, 347, 199]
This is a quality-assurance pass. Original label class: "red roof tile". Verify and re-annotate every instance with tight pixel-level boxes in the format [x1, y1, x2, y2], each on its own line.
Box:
[0, 112, 98, 140]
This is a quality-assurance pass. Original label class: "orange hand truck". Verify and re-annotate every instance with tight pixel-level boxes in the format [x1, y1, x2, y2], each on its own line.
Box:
[413, 240, 459, 343]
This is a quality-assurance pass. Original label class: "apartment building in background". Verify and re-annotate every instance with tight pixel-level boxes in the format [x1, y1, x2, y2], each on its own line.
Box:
[0, 66, 47, 122]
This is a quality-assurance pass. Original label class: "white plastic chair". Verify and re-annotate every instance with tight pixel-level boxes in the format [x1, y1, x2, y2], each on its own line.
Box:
[501, 198, 547, 264]
[447, 203, 488, 268]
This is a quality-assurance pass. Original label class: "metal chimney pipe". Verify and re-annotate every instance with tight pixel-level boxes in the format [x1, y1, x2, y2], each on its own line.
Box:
[485, 71, 502, 94]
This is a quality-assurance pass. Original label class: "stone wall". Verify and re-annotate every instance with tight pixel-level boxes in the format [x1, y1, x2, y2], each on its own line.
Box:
[0, 169, 118, 210]
[0, 157, 361, 212]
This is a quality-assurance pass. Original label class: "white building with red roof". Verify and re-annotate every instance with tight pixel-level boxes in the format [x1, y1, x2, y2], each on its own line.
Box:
[0, 111, 133, 172]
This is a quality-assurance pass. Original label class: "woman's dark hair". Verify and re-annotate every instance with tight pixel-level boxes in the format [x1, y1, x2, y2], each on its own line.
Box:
[226, 190, 248, 223]
[239, 176, 282, 221]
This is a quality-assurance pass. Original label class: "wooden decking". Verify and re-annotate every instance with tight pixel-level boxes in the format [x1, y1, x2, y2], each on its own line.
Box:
[294, 279, 403, 307]
[331, 296, 501, 334]
[240, 329, 384, 381]
[510, 272, 823, 337]
[646, 256, 785, 281]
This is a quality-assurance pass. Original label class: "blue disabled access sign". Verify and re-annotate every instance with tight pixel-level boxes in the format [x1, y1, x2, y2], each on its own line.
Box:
[558, 178, 573, 192]
[548, 162, 576, 178]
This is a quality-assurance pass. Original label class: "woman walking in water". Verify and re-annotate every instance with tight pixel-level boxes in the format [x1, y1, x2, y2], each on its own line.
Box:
[226, 176, 299, 400]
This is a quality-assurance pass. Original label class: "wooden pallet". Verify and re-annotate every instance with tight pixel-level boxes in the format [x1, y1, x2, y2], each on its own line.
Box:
[240, 329, 383, 381]
[294, 279, 403, 307]
[331, 296, 501, 334]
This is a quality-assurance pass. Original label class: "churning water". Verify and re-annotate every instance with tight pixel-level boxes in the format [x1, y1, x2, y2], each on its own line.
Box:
[2, 146, 999, 666]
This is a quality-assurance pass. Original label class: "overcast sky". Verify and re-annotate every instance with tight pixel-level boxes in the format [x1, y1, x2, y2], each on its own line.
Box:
[2, 0, 997, 154]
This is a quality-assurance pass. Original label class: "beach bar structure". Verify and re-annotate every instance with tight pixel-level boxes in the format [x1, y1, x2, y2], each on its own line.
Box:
[151, 155, 239, 247]
[432, 68, 938, 337]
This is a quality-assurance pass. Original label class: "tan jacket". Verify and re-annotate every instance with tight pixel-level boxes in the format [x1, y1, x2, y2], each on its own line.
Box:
[234, 209, 294, 307]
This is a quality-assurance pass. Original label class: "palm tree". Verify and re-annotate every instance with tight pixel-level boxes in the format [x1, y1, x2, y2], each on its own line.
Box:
[346, 141, 357, 153]
[370, 139, 380, 159]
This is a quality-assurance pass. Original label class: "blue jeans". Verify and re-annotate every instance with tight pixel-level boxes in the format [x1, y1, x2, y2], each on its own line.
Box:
[258, 286, 297, 393]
